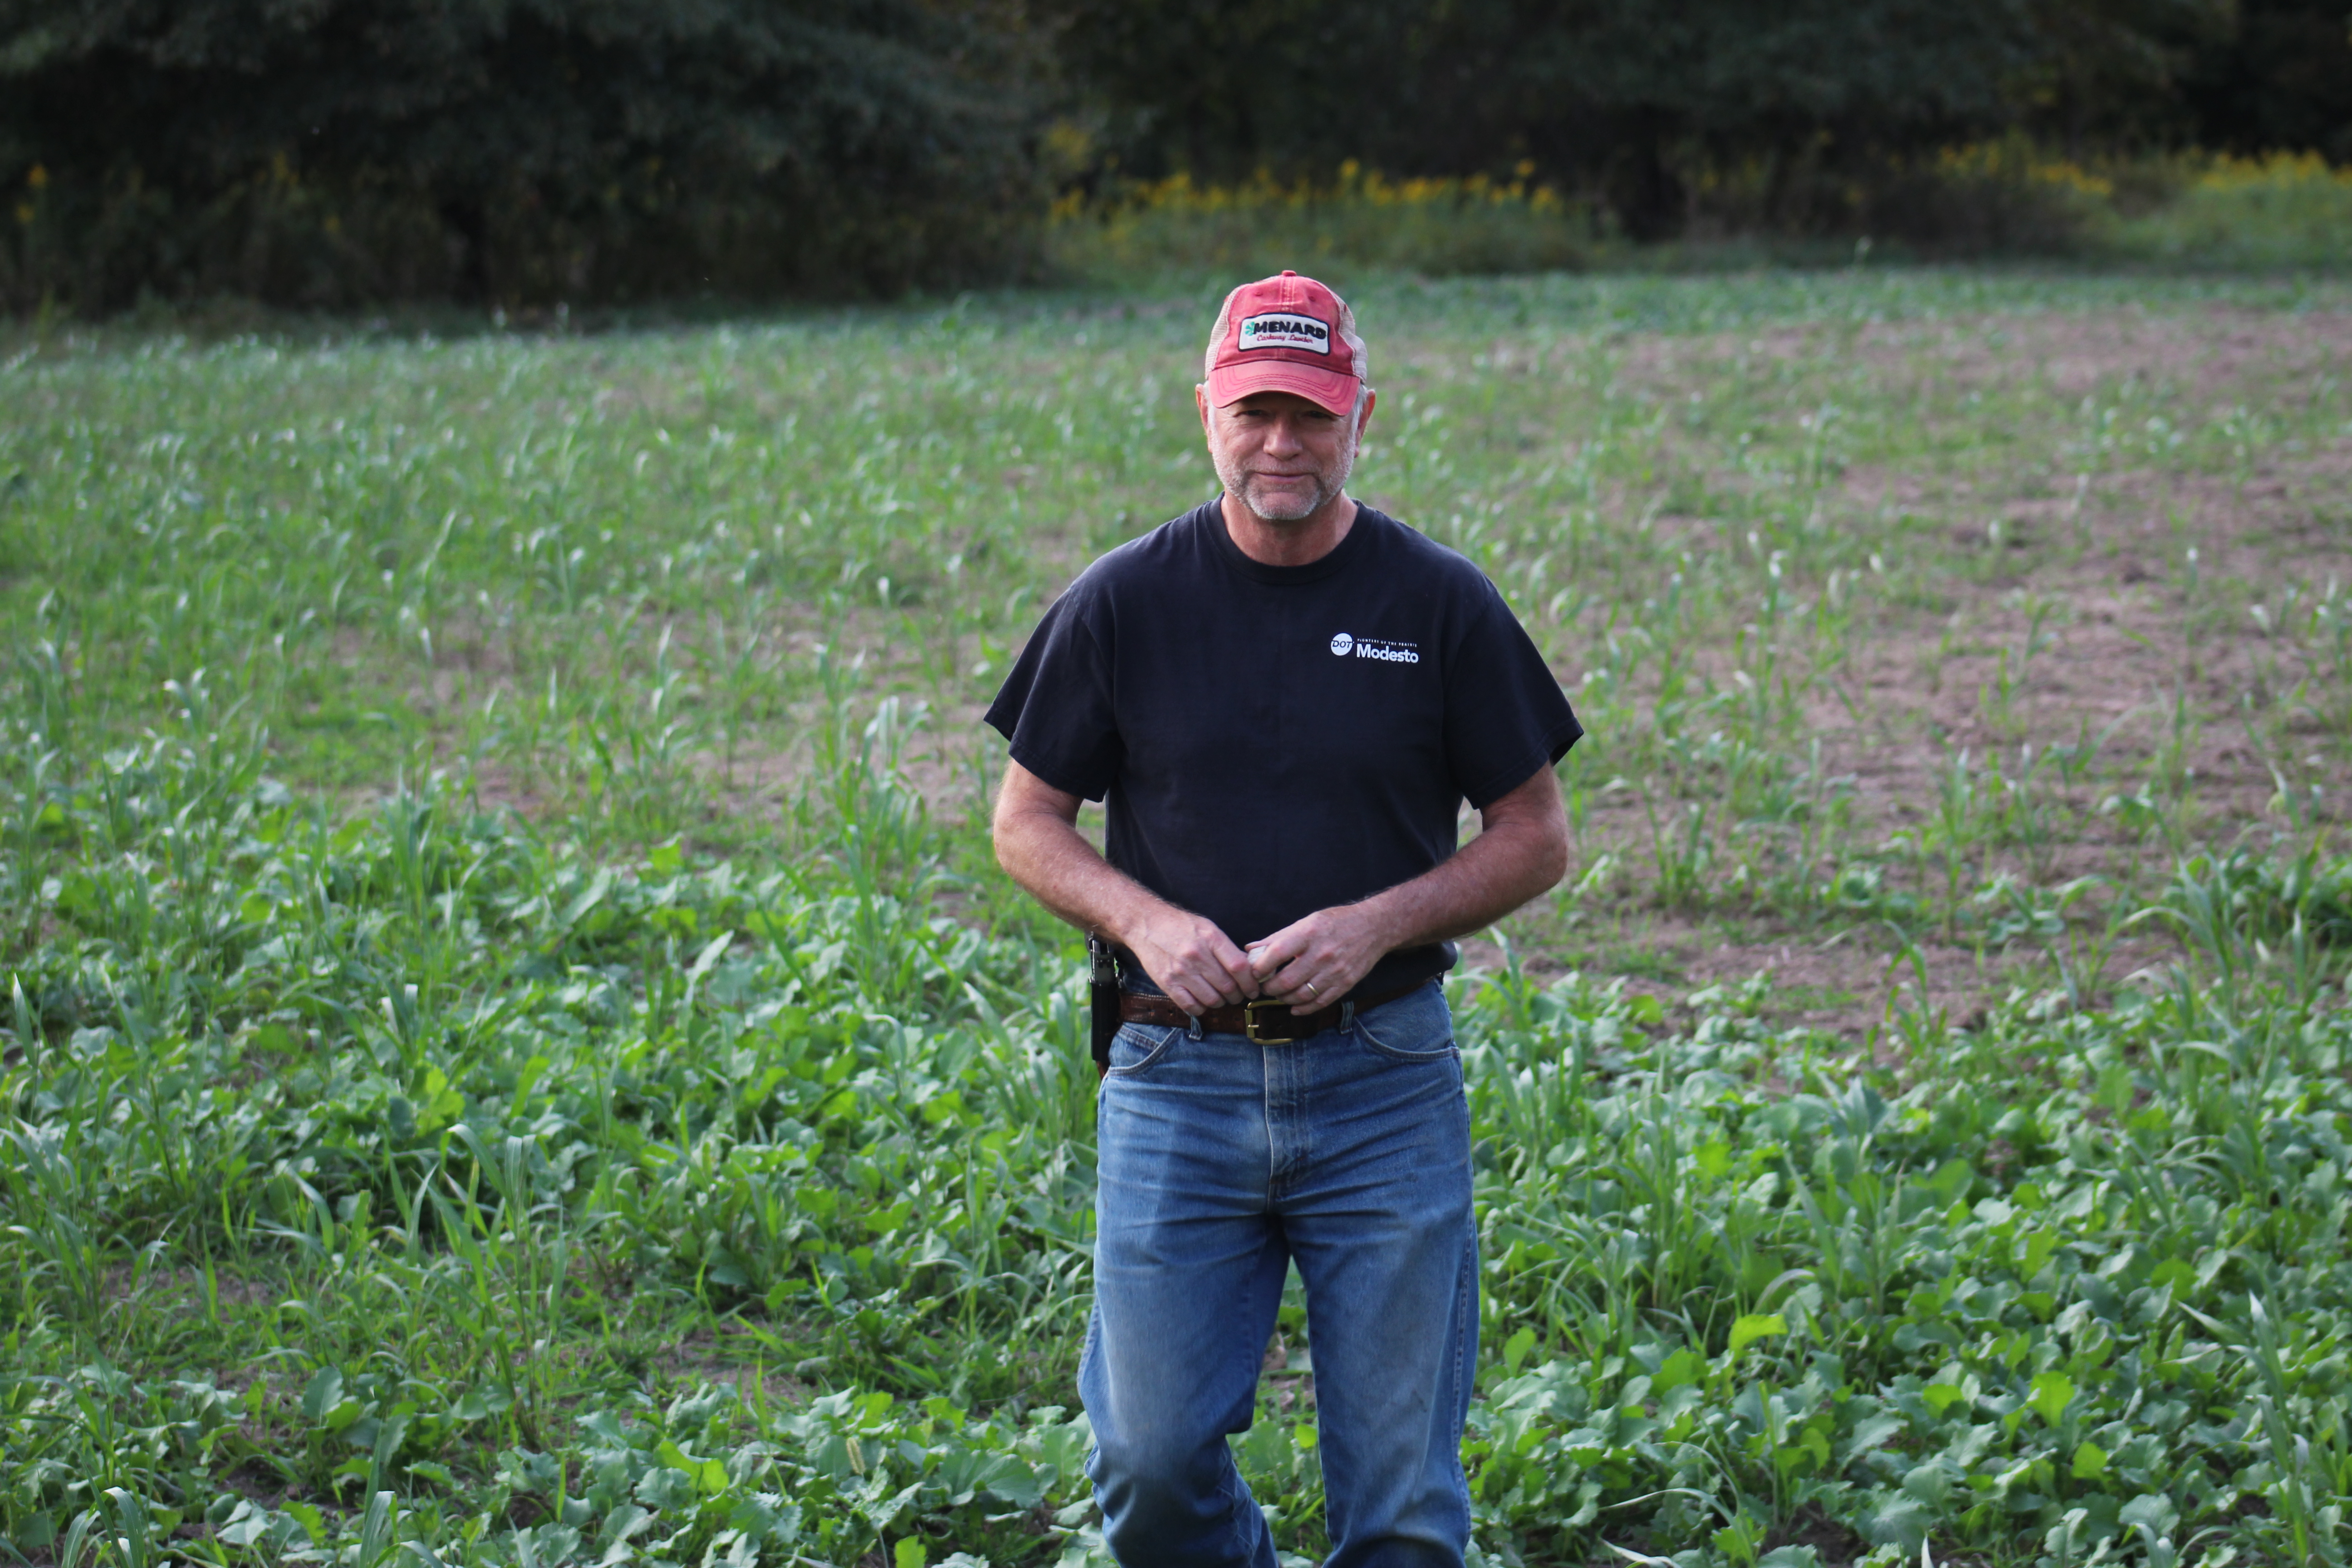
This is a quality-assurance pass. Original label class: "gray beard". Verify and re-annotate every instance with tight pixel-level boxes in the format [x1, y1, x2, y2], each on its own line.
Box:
[1214, 438, 1357, 523]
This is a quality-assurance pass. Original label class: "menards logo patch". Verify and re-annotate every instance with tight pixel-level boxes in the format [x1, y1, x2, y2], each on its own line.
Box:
[1238, 312, 1331, 353]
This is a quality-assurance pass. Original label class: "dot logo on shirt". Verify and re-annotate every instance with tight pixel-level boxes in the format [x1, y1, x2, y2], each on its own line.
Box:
[1329, 632, 1422, 665]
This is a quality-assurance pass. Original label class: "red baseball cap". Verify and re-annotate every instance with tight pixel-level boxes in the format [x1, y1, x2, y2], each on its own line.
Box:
[1204, 270, 1364, 416]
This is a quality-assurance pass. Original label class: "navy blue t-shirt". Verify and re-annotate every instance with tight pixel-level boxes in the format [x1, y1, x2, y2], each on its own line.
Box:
[985, 499, 1583, 997]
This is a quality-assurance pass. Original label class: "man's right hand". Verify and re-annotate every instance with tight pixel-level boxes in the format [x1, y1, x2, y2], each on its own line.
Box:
[1127, 909, 1260, 1014]
[993, 760, 1260, 1017]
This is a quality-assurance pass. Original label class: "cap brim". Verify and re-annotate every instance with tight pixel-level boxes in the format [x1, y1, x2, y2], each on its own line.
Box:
[1206, 360, 1359, 417]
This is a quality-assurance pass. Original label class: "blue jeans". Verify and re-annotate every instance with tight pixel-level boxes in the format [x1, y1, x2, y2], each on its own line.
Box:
[1080, 982, 1477, 1568]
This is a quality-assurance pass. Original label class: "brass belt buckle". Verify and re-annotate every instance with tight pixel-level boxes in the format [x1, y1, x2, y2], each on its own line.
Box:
[1244, 1000, 1296, 1044]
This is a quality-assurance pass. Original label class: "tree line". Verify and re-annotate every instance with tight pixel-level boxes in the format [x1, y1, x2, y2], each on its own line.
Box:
[2, 0, 2346, 310]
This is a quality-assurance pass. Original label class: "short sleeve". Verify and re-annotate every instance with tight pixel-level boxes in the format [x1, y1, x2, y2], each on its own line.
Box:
[1443, 581, 1583, 809]
[983, 589, 1124, 801]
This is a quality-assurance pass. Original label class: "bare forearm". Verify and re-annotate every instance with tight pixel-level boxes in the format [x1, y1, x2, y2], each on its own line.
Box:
[1245, 764, 1569, 1006]
[993, 757, 1567, 1014]
[999, 802, 1557, 956]
[1354, 811, 1568, 952]
[991, 763, 1264, 1013]
[992, 808, 1170, 946]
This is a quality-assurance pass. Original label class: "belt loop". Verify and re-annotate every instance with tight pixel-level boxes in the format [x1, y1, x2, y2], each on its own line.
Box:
[1187, 1013, 1205, 1041]
[1340, 1000, 1356, 1029]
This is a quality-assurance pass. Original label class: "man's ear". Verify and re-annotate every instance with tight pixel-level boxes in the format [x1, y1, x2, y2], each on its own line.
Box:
[1195, 383, 1211, 434]
[1355, 388, 1377, 442]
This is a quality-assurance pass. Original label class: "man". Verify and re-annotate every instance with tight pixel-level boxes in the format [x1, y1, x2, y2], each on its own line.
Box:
[986, 270, 1580, 1567]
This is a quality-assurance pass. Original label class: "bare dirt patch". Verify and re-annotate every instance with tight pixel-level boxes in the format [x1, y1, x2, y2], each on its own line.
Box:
[1514, 304, 2352, 1030]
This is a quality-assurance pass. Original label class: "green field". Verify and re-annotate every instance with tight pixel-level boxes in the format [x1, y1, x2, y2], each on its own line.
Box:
[4, 267, 2352, 1567]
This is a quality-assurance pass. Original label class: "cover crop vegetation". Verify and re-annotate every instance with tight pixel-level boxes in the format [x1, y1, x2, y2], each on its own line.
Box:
[3, 267, 2351, 1565]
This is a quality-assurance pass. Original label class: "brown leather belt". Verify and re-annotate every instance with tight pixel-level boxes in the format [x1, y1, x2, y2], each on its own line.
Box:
[1116, 981, 1426, 1044]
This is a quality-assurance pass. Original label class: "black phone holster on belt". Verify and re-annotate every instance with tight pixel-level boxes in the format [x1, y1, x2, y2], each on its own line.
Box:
[1087, 936, 1120, 1074]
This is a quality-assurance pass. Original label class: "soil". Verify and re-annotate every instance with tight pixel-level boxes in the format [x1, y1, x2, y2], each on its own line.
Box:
[1555, 308, 2351, 1031]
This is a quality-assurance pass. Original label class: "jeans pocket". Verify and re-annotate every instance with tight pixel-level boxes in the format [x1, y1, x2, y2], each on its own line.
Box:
[1104, 1022, 1182, 1077]
[1351, 985, 1457, 1063]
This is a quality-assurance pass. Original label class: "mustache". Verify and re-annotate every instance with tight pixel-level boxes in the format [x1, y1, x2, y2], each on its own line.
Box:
[1213, 436, 1357, 518]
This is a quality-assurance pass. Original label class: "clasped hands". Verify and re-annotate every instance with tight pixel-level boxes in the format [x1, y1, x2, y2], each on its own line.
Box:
[1125, 902, 1393, 1018]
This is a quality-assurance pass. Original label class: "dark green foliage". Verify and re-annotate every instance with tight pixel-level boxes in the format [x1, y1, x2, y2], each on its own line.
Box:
[1051, 0, 2345, 242]
[1483, 0, 2053, 238]
[4, 0, 2348, 305]
[8, 739, 2352, 1561]
[2000, 0, 2228, 153]
[0, 0, 1042, 310]
[2180, 0, 2352, 162]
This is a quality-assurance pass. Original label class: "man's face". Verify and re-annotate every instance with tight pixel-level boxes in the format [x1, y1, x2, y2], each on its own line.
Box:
[1196, 388, 1368, 524]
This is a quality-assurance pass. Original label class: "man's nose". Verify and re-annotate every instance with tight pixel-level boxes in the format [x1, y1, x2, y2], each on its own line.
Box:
[1262, 416, 1305, 454]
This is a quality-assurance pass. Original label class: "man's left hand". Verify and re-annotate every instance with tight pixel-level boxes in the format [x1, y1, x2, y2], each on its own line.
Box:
[1242, 765, 1572, 1010]
[1246, 905, 1392, 1008]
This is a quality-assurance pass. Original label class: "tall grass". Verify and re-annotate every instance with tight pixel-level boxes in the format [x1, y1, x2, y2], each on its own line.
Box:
[1049, 162, 1596, 282]
[2110, 152, 2352, 271]
[1045, 145, 2352, 279]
